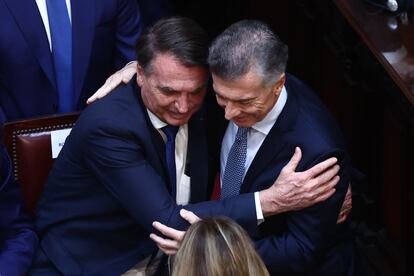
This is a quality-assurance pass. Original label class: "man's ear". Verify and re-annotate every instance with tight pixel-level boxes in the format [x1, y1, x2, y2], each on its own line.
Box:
[136, 64, 145, 87]
[273, 73, 286, 96]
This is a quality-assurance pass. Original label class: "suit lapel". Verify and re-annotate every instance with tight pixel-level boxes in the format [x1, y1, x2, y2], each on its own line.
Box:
[148, 125, 169, 183]
[71, 0, 95, 106]
[4, 0, 56, 89]
[241, 85, 299, 193]
[135, 87, 169, 186]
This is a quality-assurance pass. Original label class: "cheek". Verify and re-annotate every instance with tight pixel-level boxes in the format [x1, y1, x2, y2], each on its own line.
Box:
[144, 93, 173, 114]
[241, 106, 259, 115]
[155, 94, 175, 109]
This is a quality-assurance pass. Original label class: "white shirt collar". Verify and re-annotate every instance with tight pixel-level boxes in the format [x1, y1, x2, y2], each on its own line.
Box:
[147, 109, 167, 130]
[251, 86, 288, 135]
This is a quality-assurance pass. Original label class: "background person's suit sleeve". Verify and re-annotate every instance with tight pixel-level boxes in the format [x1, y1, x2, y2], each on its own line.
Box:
[0, 145, 38, 276]
[114, 0, 143, 69]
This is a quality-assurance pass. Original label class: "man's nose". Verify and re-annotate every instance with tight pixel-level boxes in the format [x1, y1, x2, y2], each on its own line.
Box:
[224, 101, 240, 120]
[176, 94, 189, 113]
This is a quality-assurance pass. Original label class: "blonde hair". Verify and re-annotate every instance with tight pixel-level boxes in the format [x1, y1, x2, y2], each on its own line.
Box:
[172, 216, 269, 276]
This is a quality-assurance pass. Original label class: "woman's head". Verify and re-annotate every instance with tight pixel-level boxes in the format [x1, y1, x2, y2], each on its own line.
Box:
[172, 216, 269, 276]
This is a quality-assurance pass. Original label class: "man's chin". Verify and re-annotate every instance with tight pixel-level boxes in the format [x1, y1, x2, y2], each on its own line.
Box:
[165, 115, 191, 126]
[233, 118, 254, 128]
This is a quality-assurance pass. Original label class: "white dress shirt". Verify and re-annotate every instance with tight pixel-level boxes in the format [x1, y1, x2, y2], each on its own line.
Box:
[147, 110, 191, 206]
[221, 86, 288, 221]
[35, 0, 72, 51]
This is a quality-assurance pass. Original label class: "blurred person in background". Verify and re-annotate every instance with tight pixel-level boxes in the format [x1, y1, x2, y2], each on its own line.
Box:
[0, 0, 141, 123]
[0, 142, 38, 275]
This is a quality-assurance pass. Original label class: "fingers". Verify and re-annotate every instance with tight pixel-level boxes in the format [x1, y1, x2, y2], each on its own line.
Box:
[307, 175, 340, 204]
[152, 221, 185, 241]
[121, 65, 137, 84]
[313, 187, 336, 205]
[304, 157, 338, 179]
[149, 233, 179, 256]
[86, 88, 102, 104]
[336, 212, 347, 224]
[337, 184, 353, 224]
[316, 175, 340, 194]
[337, 204, 352, 224]
[87, 61, 137, 104]
[345, 184, 352, 199]
[313, 164, 340, 184]
[86, 76, 116, 104]
[340, 184, 352, 211]
[151, 220, 185, 256]
[282, 147, 302, 173]
[180, 209, 201, 224]
[337, 206, 352, 224]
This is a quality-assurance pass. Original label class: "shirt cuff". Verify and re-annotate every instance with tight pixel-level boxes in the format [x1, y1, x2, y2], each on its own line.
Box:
[254, 192, 264, 225]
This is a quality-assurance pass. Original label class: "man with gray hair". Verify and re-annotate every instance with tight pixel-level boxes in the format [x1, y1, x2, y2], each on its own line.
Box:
[152, 20, 358, 275]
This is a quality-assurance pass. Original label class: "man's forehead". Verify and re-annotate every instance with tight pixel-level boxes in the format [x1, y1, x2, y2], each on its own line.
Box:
[148, 70, 207, 93]
[151, 52, 206, 71]
[212, 73, 263, 100]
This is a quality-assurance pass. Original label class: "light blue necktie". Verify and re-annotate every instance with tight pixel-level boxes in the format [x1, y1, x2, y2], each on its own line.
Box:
[221, 127, 249, 198]
[162, 125, 179, 199]
[47, 0, 74, 112]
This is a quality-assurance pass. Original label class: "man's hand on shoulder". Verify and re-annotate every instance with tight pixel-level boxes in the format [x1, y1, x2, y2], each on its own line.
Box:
[86, 61, 137, 104]
[260, 147, 340, 217]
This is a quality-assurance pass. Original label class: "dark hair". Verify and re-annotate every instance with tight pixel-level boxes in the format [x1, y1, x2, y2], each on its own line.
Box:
[208, 20, 288, 86]
[135, 16, 209, 74]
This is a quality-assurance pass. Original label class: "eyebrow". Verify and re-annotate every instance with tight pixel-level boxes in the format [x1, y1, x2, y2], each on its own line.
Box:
[215, 90, 257, 103]
[156, 82, 208, 94]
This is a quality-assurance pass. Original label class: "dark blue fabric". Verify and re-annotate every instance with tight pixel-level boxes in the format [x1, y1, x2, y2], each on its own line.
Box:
[46, 0, 73, 112]
[209, 74, 360, 275]
[162, 125, 179, 198]
[137, 0, 174, 28]
[0, 144, 38, 276]
[0, 0, 142, 122]
[31, 81, 257, 275]
[242, 74, 358, 275]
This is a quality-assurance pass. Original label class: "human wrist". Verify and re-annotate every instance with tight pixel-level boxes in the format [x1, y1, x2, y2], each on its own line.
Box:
[259, 188, 282, 217]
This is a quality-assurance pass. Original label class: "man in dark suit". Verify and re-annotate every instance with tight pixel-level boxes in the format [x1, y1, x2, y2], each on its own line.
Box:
[152, 20, 358, 275]
[0, 0, 141, 123]
[0, 143, 38, 275]
[32, 17, 340, 275]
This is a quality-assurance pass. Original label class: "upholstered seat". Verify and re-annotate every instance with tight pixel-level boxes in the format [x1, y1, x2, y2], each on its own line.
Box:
[2, 113, 79, 217]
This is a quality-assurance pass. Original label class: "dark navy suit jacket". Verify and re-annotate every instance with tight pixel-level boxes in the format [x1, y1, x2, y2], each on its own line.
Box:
[0, 144, 38, 276]
[33, 81, 257, 275]
[0, 0, 142, 123]
[212, 75, 358, 275]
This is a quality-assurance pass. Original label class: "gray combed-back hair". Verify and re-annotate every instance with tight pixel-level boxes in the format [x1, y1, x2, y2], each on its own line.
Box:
[208, 19, 288, 87]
